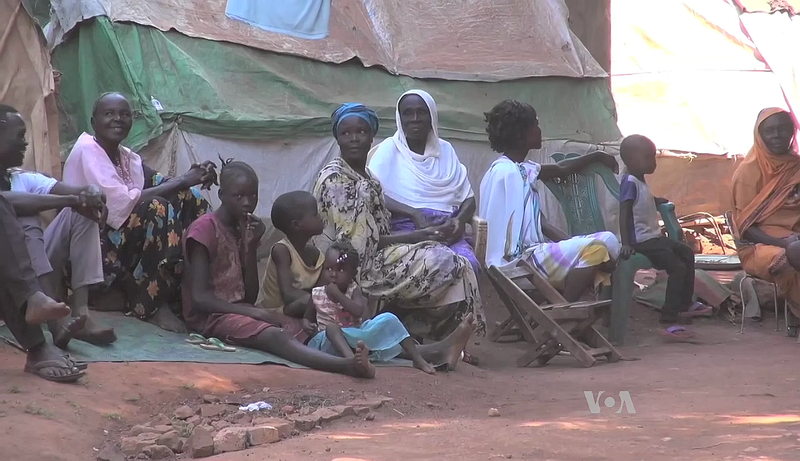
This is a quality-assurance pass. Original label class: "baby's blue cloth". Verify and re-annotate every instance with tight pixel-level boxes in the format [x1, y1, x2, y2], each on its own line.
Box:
[308, 313, 410, 362]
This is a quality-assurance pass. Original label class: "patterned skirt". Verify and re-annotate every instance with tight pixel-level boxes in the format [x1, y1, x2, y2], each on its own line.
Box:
[100, 170, 210, 319]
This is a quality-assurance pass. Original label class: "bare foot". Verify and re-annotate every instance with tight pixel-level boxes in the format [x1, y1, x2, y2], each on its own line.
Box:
[25, 292, 70, 325]
[412, 356, 436, 374]
[74, 315, 117, 346]
[50, 315, 88, 349]
[445, 314, 476, 371]
[147, 307, 188, 333]
[351, 341, 376, 379]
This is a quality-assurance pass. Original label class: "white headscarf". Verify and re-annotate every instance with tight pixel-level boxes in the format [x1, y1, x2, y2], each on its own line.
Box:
[367, 89, 473, 212]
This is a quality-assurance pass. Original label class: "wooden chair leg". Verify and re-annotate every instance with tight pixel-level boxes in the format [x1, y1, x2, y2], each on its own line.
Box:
[489, 316, 520, 342]
[581, 326, 622, 363]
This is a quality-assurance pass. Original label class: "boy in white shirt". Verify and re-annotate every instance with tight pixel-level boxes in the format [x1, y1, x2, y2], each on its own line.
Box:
[618, 135, 711, 338]
[0, 104, 115, 347]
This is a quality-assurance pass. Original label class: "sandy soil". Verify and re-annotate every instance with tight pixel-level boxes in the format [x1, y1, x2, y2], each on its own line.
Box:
[1, 282, 798, 461]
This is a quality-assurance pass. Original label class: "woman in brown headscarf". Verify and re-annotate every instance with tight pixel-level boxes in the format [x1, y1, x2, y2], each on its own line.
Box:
[731, 107, 800, 322]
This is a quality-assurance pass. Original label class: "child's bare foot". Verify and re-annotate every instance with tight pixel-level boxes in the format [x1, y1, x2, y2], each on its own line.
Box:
[445, 313, 475, 370]
[352, 341, 375, 379]
[412, 356, 436, 374]
[25, 292, 70, 324]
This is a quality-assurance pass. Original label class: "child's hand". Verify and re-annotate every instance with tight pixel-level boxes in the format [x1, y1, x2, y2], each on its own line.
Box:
[302, 318, 318, 336]
[325, 282, 341, 299]
[242, 214, 266, 249]
[620, 245, 635, 260]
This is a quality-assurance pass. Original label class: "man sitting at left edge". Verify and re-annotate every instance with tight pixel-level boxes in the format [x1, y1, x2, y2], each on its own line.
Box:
[0, 190, 87, 382]
[0, 104, 115, 348]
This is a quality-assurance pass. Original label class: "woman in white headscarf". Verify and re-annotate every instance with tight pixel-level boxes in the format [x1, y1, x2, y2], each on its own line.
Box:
[367, 90, 479, 273]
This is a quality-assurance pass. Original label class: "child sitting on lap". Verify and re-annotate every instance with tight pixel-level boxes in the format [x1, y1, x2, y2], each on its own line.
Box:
[307, 241, 475, 374]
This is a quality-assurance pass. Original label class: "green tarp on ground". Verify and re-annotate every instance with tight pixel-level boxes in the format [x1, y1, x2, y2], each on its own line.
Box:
[53, 17, 620, 153]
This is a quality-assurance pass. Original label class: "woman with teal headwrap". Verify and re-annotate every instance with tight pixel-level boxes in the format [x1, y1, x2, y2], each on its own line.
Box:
[313, 103, 486, 348]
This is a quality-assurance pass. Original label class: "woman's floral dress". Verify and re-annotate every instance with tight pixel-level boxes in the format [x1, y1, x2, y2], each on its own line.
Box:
[313, 157, 485, 340]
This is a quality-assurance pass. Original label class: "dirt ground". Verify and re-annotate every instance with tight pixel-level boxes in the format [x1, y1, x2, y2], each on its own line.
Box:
[1, 276, 799, 461]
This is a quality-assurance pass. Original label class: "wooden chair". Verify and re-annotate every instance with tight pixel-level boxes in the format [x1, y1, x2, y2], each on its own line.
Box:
[472, 217, 622, 368]
[541, 152, 683, 345]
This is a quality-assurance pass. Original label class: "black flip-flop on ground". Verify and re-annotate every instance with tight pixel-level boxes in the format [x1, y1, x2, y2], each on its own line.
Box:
[24, 359, 85, 383]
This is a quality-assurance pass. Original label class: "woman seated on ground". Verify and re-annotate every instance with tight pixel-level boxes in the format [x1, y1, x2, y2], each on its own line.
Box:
[313, 103, 486, 351]
[367, 90, 479, 273]
[479, 100, 621, 301]
[732, 107, 800, 331]
[182, 159, 374, 378]
[62, 92, 216, 332]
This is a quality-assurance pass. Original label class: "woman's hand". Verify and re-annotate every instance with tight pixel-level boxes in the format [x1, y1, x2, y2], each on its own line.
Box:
[75, 185, 108, 225]
[411, 211, 431, 230]
[783, 234, 800, 247]
[595, 152, 619, 174]
[448, 217, 467, 244]
[182, 161, 218, 188]
[414, 222, 452, 243]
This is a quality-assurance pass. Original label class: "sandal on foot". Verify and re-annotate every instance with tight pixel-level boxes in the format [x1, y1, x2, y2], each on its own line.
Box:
[660, 325, 697, 343]
[199, 337, 236, 352]
[685, 302, 713, 318]
[461, 350, 479, 366]
[185, 333, 208, 345]
[24, 359, 85, 383]
[62, 355, 88, 371]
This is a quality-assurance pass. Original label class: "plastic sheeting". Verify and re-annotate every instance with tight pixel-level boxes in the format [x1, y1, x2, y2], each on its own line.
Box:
[44, 0, 605, 81]
[611, 0, 789, 155]
[738, 10, 800, 128]
[0, 0, 61, 177]
[52, 17, 620, 155]
[138, 129, 622, 255]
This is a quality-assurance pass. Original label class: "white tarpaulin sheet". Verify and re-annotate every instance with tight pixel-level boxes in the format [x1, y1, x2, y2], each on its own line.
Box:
[738, 10, 800, 128]
[44, 0, 605, 81]
[611, 0, 790, 155]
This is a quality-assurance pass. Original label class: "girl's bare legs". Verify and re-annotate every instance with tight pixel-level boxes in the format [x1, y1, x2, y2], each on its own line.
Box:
[236, 327, 375, 378]
[324, 324, 356, 358]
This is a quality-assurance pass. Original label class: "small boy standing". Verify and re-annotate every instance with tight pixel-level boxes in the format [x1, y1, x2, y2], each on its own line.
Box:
[618, 135, 710, 338]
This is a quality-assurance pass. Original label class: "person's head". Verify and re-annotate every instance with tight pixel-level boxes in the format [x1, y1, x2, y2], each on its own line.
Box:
[271, 190, 324, 239]
[0, 104, 27, 169]
[484, 100, 541, 155]
[619, 134, 657, 176]
[757, 109, 795, 156]
[331, 103, 379, 166]
[397, 90, 434, 147]
[320, 240, 359, 290]
[217, 158, 259, 218]
[91, 92, 133, 146]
